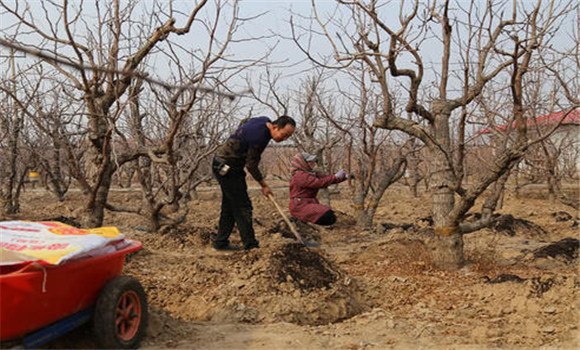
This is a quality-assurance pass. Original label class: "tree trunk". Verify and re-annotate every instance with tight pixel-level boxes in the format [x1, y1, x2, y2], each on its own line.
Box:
[355, 208, 372, 230]
[498, 188, 505, 210]
[191, 189, 199, 200]
[46, 140, 68, 202]
[429, 101, 464, 270]
[85, 160, 114, 228]
[138, 154, 162, 232]
[83, 93, 115, 228]
[353, 169, 371, 229]
[2, 50, 21, 214]
[2, 119, 20, 215]
[411, 182, 418, 198]
[319, 187, 330, 206]
[547, 174, 557, 203]
[123, 167, 136, 188]
[514, 167, 521, 199]
[143, 202, 161, 232]
[429, 233, 464, 270]
[407, 152, 421, 197]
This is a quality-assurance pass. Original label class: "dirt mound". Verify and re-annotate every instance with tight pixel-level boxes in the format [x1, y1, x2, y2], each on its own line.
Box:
[136, 224, 215, 251]
[484, 274, 527, 284]
[490, 214, 547, 237]
[375, 213, 548, 239]
[375, 222, 416, 234]
[270, 243, 337, 291]
[206, 242, 366, 325]
[458, 213, 548, 237]
[126, 241, 366, 327]
[551, 211, 579, 227]
[551, 211, 574, 222]
[481, 273, 565, 297]
[533, 238, 579, 262]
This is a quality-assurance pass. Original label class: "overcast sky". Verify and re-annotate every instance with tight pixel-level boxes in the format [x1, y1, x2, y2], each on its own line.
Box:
[1, 0, 577, 117]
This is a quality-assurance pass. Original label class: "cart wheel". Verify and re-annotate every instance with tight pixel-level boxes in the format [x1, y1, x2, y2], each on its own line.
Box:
[93, 275, 148, 349]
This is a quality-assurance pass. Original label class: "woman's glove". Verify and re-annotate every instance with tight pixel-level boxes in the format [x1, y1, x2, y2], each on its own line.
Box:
[334, 169, 347, 181]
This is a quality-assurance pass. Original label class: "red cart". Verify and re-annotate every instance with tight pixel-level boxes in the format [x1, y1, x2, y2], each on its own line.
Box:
[0, 239, 147, 349]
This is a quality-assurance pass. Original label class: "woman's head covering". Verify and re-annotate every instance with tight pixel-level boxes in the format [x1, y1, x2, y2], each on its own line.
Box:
[290, 152, 317, 174]
[301, 152, 317, 162]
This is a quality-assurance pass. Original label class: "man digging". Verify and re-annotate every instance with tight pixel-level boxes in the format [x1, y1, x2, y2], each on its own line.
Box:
[212, 116, 296, 251]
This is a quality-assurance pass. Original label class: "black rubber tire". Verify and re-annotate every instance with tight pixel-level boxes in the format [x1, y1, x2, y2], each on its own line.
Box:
[93, 275, 148, 349]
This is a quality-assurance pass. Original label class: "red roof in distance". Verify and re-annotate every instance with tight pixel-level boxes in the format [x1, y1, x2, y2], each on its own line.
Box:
[478, 109, 580, 135]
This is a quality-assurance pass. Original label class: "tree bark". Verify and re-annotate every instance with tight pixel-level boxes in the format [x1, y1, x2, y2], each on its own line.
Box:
[85, 158, 114, 228]
[355, 209, 373, 230]
[429, 100, 464, 270]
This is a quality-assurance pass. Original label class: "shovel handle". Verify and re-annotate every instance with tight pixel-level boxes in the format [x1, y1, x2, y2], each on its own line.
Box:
[267, 194, 306, 245]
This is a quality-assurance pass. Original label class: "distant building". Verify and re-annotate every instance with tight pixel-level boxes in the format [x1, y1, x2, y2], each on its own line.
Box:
[477, 109, 580, 141]
[477, 109, 580, 177]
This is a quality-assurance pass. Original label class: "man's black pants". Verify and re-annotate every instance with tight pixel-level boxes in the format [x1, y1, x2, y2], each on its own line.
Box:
[212, 158, 259, 250]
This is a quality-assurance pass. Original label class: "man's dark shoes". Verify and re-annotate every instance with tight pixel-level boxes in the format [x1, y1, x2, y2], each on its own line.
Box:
[244, 240, 259, 251]
[212, 244, 242, 252]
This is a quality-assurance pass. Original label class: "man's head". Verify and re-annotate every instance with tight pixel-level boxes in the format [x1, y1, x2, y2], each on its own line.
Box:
[268, 116, 296, 142]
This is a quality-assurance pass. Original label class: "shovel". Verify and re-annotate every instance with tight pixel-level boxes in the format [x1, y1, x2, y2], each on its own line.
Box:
[267, 194, 320, 248]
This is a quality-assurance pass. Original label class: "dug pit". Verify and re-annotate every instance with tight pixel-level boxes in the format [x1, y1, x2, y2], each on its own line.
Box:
[270, 243, 337, 291]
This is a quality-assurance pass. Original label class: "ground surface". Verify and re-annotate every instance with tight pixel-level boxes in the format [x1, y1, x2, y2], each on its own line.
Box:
[2, 183, 579, 350]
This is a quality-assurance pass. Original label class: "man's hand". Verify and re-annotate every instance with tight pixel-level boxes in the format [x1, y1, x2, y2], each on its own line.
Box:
[261, 185, 273, 197]
[259, 180, 273, 197]
[335, 169, 347, 182]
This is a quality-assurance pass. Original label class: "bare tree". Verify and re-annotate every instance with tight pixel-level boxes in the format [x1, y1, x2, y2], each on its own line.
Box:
[477, 67, 579, 209]
[0, 48, 33, 214]
[104, 77, 237, 232]
[401, 137, 426, 197]
[333, 68, 407, 229]
[509, 109, 579, 209]
[537, 127, 579, 209]
[295, 0, 577, 269]
[23, 73, 90, 200]
[535, 9, 580, 209]
[0, 0, 250, 227]
[99, 0, 256, 231]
